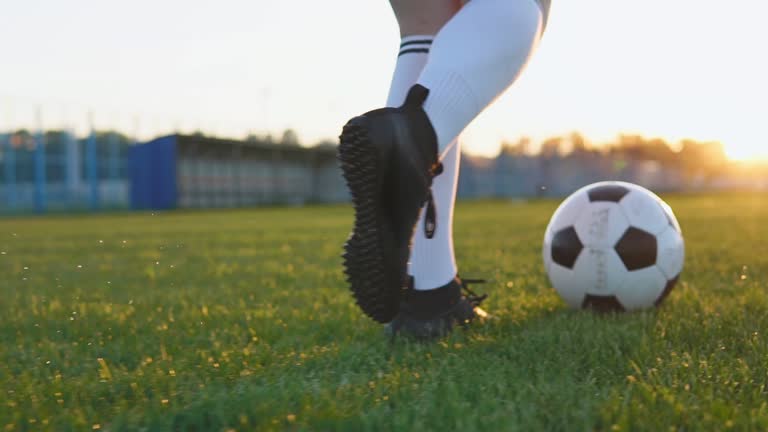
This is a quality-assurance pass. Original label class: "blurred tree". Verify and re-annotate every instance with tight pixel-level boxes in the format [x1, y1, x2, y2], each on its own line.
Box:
[569, 132, 589, 154]
[678, 139, 727, 181]
[280, 129, 300, 147]
[10, 129, 33, 149]
[245, 133, 278, 146]
[313, 139, 337, 150]
[539, 136, 563, 159]
[500, 137, 531, 156]
[609, 134, 676, 166]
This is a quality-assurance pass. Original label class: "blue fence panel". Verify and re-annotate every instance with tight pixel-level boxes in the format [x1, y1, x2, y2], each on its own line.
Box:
[109, 133, 120, 180]
[129, 135, 177, 210]
[33, 130, 46, 213]
[2, 135, 16, 210]
[86, 131, 100, 210]
[152, 136, 177, 209]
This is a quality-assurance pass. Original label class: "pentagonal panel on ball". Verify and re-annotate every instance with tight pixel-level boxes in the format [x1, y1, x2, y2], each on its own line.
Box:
[550, 226, 583, 269]
[655, 227, 685, 279]
[618, 190, 670, 235]
[582, 294, 625, 312]
[574, 202, 630, 249]
[572, 247, 627, 297]
[615, 266, 667, 311]
[587, 183, 631, 202]
[546, 189, 591, 237]
[615, 227, 658, 271]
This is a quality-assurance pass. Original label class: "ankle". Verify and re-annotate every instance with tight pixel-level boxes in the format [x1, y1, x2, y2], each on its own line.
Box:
[402, 277, 461, 319]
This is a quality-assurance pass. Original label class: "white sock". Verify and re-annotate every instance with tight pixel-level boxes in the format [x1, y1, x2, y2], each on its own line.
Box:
[409, 141, 460, 290]
[385, 35, 462, 292]
[416, 0, 543, 158]
[386, 36, 433, 107]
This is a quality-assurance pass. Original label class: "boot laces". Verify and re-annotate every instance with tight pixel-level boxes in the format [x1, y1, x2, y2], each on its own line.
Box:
[422, 162, 443, 239]
[459, 277, 488, 307]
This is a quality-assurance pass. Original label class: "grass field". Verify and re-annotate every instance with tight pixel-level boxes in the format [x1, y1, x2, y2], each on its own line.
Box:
[1, 194, 767, 431]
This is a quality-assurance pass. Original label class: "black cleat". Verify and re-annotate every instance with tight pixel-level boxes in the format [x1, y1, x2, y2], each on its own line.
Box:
[338, 85, 442, 323]
[385, 276, 489, 340]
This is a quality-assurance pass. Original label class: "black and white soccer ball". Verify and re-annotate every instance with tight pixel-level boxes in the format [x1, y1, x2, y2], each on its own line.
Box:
[543, 181, 684, 311]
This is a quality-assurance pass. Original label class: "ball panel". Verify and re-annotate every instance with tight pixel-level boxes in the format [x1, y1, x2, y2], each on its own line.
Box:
[572, 247, 627, 297]
[582, 294, 625, 312]
[618, 189, 670, 235]
[621, 181, 665, 201]
[614, 266, 667, 310]
[656, 227, 685, 279]
[587, 184, 630, 202]
[574, 202, 630, 249]
[547, 262, 587, 309]
[655, 274, 680, 306]
[546, 189, 590, 236]
[622, 182, 682, 234]
[615, 227, 658, 271]
[660, 201, 682, 233]
[550, 226, 583, 269]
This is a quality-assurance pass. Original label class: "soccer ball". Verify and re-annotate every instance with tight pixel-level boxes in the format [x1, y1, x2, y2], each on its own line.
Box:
[542, 181, 684, 311]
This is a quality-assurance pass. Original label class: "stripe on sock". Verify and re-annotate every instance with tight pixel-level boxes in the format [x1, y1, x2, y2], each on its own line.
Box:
[400, 39, 433, 48]
[398, 48, 430, 57]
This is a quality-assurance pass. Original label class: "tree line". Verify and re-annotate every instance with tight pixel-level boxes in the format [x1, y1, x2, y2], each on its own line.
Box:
[500, 132, 766, 182]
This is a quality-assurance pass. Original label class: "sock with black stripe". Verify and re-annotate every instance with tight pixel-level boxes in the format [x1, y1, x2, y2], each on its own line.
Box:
[386, 35, 461, 292]
[386, 36, 433, 107]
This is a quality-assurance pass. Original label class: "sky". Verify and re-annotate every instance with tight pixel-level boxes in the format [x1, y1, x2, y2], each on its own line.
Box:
[1, 0, 767, 160]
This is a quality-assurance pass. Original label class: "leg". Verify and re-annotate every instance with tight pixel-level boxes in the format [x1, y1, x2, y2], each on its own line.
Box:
[418, 0, 545, 158]
[339, 0, 547, 335]
[387, 0, 469, 312]
[408, 138, 459, 291]
[386, 0, 462, 107]
[389, 0, 462, 37]
[339, 0, 463, 324]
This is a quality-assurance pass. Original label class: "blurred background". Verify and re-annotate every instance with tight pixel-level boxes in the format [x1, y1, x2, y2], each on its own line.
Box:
[2, 0, 766, 214]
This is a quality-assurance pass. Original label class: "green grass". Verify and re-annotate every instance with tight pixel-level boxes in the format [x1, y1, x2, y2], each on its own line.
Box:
[1, 194, 767, 431]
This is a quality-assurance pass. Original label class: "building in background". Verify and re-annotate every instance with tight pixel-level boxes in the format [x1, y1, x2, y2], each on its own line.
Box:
[130, 134, 346, 210]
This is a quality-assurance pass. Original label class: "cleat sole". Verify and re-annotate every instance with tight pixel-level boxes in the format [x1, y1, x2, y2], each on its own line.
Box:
[338, 117, 400, 322]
